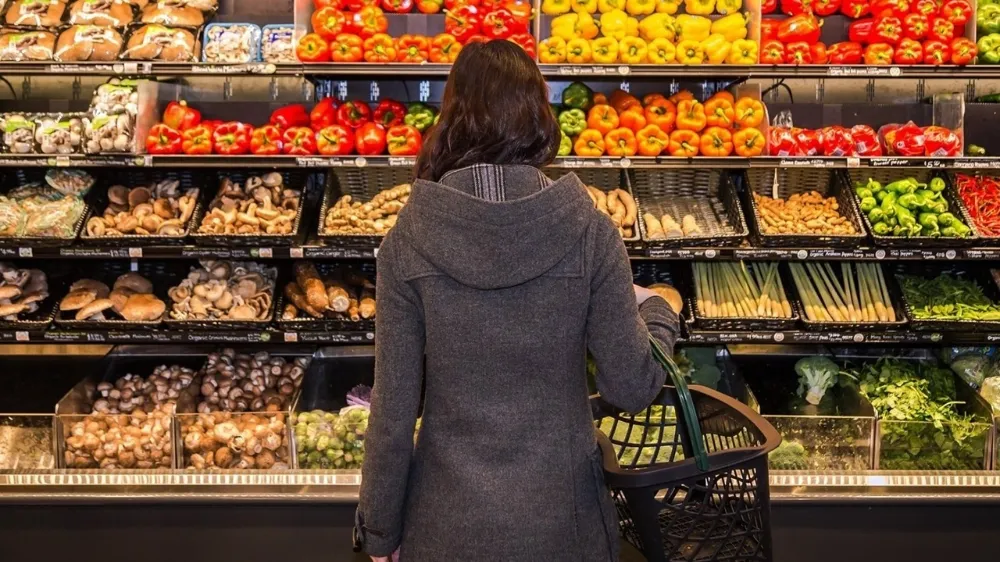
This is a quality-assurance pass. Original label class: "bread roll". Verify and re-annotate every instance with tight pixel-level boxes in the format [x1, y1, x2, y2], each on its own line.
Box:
[55, 25, 123, 61]
[5, 0, 67, 28]
[140, 4, 204, 26]
[0, 30, 55, 61]
[123, 24, 197, 61]
[68, 0, 135, 26]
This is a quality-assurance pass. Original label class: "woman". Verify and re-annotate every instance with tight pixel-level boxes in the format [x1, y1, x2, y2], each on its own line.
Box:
[357, 40, 681, 562]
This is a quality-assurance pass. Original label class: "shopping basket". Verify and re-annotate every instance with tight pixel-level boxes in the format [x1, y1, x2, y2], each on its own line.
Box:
[592, 338, 781, 562]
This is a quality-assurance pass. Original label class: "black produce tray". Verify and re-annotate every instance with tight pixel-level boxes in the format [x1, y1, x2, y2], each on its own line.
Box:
[0, 168, 90, 247]
[632, 169, 747, 249]
[276, 262, 376, 332]
[631, 261, 687, 335]
[162, 270, 278, 332]
[742, 168, 867, 248]
[54, 260, 179, 329]
[316, 167, 412, 251]
[684, 262, 799, 332]
[546, 168, 640, 243]
[948, 169, 1000, 246]
[845, 168, 979, 248]
[190, 170, 312, 247]
[79, 169, 207, 245]
[892, 263, 1000, 333]
[787, 262, 910, 332]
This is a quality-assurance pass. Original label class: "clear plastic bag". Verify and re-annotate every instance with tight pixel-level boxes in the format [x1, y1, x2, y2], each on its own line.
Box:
[5, 0, 67, 28]
[55, 25, 124, 61]
[0, 30, 55, 61]
[0, 114, 36, 154]
[202, 22, 261, 63]
[33, 113, 85, 155]
[261, 24, 293, 64]
[121, 24, 198, 61]
[67, 0, 136, 27]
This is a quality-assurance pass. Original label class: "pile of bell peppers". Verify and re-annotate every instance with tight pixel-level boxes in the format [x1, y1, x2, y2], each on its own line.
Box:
[978, 0, 1000, 63]
[298, 0, 534, 63]
[854, 176, 971, 238]
[761, 0, 975, 65]
[144, 97, 437, 157]
[553, 82, 766, 157]
[768, 121, 961, 157]
[539, 0, 754, 65]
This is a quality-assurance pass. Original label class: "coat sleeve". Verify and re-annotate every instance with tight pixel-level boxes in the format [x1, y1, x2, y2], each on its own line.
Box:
[586, 223, 680, 413]
[357, 242, 425, 557]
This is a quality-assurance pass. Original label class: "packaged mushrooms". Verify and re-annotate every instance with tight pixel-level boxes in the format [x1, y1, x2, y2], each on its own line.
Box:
[195, 349, 309, 413]
[261, 24, 293, 63]
[181, 411, 290, 470]
[167, 260, 277, 322]
[59, 272, 167, 322]
[281, 262, 375, 323]
[202, 22, 260, 63]
[0, 263, 49, 321]
[54, 25, 124, 61]
[196, 173, 300, 236]
[63, 405, 173, 469]
[84, 79, 139, 154]
[0, 30, 56, 61]
[323, 184, 410, 236]
[1, 114, 35, 154]
[5, 0, 67, 28]
[34, 113, 84, 155]
[122, 24, 198, 61]
[86, 179, 197, 237]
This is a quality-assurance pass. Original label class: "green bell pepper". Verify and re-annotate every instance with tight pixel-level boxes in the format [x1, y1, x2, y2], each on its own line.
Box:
[561, 82, 594, 111]
[980, 4, 1000, 34]
[978, 33, 1000, 64]
[558, 131, 572, 156]
[404, 103, 437, 133]
[860, 196, 877, 212]
[558, 108, 587, 136]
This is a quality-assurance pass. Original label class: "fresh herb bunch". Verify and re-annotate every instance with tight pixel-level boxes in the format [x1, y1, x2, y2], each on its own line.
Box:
[899, 273, 1000, 321]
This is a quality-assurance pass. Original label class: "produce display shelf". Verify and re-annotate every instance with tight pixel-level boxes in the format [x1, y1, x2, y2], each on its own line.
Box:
[0, 329, 372, 345]
[683, 329, 977, 344]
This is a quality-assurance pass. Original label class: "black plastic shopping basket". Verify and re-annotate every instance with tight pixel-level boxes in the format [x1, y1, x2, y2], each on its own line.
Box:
[592, 337, 781, 562]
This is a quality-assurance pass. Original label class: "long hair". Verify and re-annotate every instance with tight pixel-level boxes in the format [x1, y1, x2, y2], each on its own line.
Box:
[415, 40, 561, 182]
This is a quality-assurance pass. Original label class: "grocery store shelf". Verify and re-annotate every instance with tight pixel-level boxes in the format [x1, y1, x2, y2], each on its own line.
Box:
[684, 328, 962, 344]
[0, 328, 372, 345]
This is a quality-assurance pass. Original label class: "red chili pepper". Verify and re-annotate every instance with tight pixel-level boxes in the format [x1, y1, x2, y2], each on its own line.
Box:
[374, 99, 407, 128]
[270, 104, 311, 130]
[848, 18, 873, 43]
[355, 122, 387, 155]
[386, 125, 422, 155]
[146, 124, 182, 154]
[840, 0, 869, 18]
[281, 127, 317, 155]
[957, 174, 1000, 236]
[212, 122, 252, 155]
[251, 125, 283, 155]
[928, 16, 954, 43]
[951, 37, 976, 65]
[893, 37, 923, 63]
[777, 13, 822, 43]
[864, 42, 894, 64]
[923, 38, 950, 64]
[941, 0, 971, 28]
[872, 16, 903, 45]
[761, 19, 780, 42]
[316, 124, 355, 155]
[336, 100, 372, 129]
[828, 41, 863, 63]
[310, 97, 339, 131]
[162, 100, 201, 132]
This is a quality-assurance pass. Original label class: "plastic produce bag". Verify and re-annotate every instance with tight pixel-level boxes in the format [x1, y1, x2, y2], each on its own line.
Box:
[980, 377, 1000, 412]
[1, 114, 36, 154]
[0, 30, 55, 61]
[202, 23, 261, 64]
[33, 113, 85, 155]
[261, 24, 294, 63]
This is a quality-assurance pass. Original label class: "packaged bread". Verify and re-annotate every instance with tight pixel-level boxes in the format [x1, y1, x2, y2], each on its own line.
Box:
[0, 30, 56, 61]
[122, 24, 197, 60]
[55, 25, 123, 61]
[67, 0, 135, 27]
[139, 3, 204, 26]
[5, 0, 68, 28]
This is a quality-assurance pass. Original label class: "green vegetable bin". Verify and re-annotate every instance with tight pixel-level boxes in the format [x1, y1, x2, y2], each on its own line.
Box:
[785, 261, 910, 332]
[892, 263, 1000, 333]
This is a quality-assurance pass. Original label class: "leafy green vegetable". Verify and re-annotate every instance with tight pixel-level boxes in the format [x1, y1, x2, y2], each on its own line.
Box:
[769, 440, 809, 470]
[899, 273, 1000, 321]
[598, 406, 681, 466]
[795, 356, 839, 406]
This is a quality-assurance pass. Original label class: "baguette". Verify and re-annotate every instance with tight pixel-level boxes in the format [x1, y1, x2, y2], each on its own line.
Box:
[284, 282, 323, 319]
[325, 280, 350, 313]
[358, 287, 376, 319]
[644, 213, 664, 239]
[294, 261, 329, 311]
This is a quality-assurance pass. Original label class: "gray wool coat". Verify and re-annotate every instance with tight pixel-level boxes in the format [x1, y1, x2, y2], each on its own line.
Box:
[357, 165, 680, 562]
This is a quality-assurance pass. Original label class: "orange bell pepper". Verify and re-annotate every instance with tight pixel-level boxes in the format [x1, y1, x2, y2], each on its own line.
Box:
[605, 127, 637, 156]
[574, 129, 606, 156]
[619, 107, 647, 132]
[668, 129, 700, 157]
[643, 98, 676, 133]
[699, 126, 733, 156]
[708, 90, 735, 104]
[642, 93, 667, 105]
[609, 90, 641, 114]
[587, 104, 620, 135]
[675, 99, 707, 132]
[636, 124, 668, 156]
[734, 97, 765, 129]
[669, 89, 695, 104]
[704, 98, 735, 129]
[733, 127, 765, 156]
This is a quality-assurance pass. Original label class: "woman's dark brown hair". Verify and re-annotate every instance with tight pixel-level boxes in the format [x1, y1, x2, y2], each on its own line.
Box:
[415, 40, 561, 182]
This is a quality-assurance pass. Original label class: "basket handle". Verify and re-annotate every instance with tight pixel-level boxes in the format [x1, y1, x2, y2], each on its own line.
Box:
[649, 335, 709, 471]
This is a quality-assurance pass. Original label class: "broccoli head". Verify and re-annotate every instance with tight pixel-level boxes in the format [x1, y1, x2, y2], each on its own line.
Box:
[795, 356, 840, 406]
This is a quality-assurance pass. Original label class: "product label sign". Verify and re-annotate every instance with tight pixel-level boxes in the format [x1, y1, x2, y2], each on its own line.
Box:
[557, 65, 614, 76]
[954, 159, 1000, 169]
[778, 158, 837, 168]
[733, 249, 792, 260]
[964, 249, 1000, 260]
[181, 248, 232, 258]
[0, 248, 16, 257]
[869, 157, 916, 167]
[827, 66, 894, 77]
[806, 248, 877, 260]
[303, 247, 375, 259]
[887, 249, 954, 260]
[388, 157, 416, 167]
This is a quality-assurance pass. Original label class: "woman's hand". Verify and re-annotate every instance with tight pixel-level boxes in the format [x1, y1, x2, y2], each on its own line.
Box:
[634, 283, 683, 314]
[371, 550, 399, 562]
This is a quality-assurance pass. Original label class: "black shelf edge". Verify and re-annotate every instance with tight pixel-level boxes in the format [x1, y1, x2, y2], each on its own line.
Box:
[683, 329, 996, 345]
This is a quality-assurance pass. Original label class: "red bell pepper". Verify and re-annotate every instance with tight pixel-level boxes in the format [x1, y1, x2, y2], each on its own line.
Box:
[146, 124, 182, 155]
[768, 127, 800, 156]
[912, 0, 936, 14]
[310, 97, 339, 131]
[181, 125, 212, 155]
[281, 127, 317, 155]
[296, 33, 330, 62]
[848, 18, 873, 43]
[762, 0, 777, 12]
[312, 7, 347, 40]
[374, 99, 407, 128]
[903, 13, 929, 41]
[923, 126, 961, 156]
[840, 0, 869, 18]
[864, 43, 894, 64]
[761, 19, 780, 42]
[928, 17, 954, 43]
[396, 34, 430, 62]
[923, 39, 950, 64]
[777, 13, 821, 44]
[355, 122, 387, 155]
[316, 125, 355, 155]
[465, 34, 489, 44]
[850, 125, 881, 156]
[331, 33, 364, 62]
[445, 5, 480, 44]
[386, 125, 422, 156]
[794, 128, 823, 156]
[760, 40, 785, 64]
[780, 0, 813, 15]
[162, 101, 201, 132]
[344, 0, 380, 9]
[481, 8, 517, 39]
[337, 100, 372, 129]
[417, 0, 443, 12]
[893, 37, 923, 63]
[251, 125, 282, 155]
[212, 122, 252, 155]
[315, 0, 344, 7]
[381, 0, 413, 12]
[507, 33, 536, 58]
[872, 16, 903, 45]
[951, 37, 976, 65]
[270, 105, 310, 130]
[828, 41, 863, 63]
[941, 0, 971, 28]
[812, 0, 840, 17]
[882, 122, 925, 156]
[784, 41, 813, 64]
[810, 42, 828, 64]
[871, 0, 909, 18]
[350, 6, 389, 38]
[822, 126, 855, 156]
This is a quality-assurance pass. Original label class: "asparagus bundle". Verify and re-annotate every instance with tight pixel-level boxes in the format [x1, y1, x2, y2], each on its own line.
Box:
[693, 262, 792, 318]
[789, 262, 896, 323]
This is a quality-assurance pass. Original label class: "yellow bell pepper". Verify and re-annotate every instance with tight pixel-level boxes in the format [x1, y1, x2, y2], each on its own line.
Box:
[552, 12, 599, 41]
[625, 0, 655, 15]
[674, 14, 711, 42]
[599, 9, 629, 40]
[683, 0, 715, 14]
[726, 38, 757, 64]
[570, 0, 598, 12]
[591, 37, 619, 63]
[566, 37, 593, 62]
[618, 37, 648, 63]
[655, 0, 682, 13]
[626, 16, 639, 37]
[676, 39, 705, 64]
[637, 13, 676, 41]
[710, 13, 748, 42]
[647, 37, 676, 63]
[539, 37, 568, 62]
[700, 33, 731, 64]
[715, 0, 742, 14]
[542, 0, 572, 15]
[597, 0, 626, 11]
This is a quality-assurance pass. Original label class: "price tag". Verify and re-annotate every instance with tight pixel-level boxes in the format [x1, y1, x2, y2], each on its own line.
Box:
[130, 259, 139, 272]
[846, 157, 860, 168]
[128, 247, 142, 258]
[257, 248, 273, 258]
[290, 247, 304, 258]
[18, 247, 32, 257]
[52, 156, 70, 167]
[284, 332, 298, 343]
[14, 331, 28, 342]
[373, 247, 379, 258]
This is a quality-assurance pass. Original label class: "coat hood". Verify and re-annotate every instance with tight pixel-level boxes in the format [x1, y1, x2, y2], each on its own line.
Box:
[397, 171, 593, 290]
